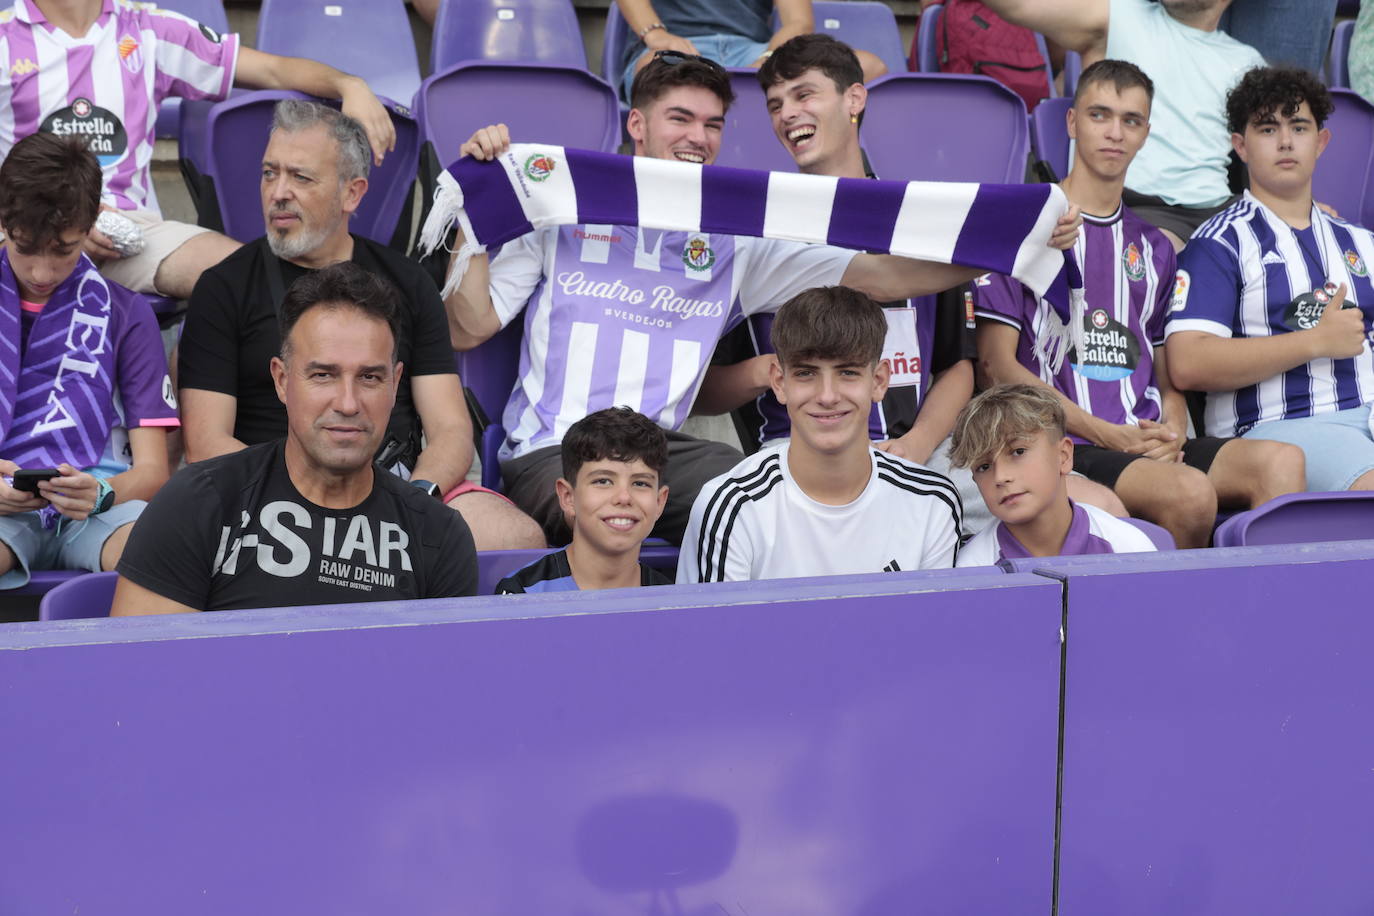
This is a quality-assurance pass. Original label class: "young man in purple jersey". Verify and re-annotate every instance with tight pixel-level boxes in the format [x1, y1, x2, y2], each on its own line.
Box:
[442, 52, 1078, 546]
[976, 60, 1303, 548]
[1166, 66, 1374, 494]
[952, 384, 1156, 565]
[0, 132, 176, 589]
[0, 0, 396, 299]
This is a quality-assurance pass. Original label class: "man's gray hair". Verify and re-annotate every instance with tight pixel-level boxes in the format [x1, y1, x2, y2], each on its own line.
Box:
[270, 98, 372, 183]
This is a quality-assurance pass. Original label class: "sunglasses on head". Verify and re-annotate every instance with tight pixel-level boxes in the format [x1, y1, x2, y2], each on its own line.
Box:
[651, 50, 727, 73]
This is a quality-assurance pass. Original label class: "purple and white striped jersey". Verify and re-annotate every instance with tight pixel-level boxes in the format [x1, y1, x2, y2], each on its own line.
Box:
[0, 0, 239, 213]
[487, 224, 853, 459]
[956, 501, 1156, 567]
[1165, 192, 1374, 437]
[974, 204, 1176, 442]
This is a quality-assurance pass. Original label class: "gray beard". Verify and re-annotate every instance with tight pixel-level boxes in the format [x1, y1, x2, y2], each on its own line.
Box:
[266, 220, 336, 261]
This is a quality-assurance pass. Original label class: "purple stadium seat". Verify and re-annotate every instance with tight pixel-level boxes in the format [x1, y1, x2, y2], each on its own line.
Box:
[431, 0, 587, 74]
[600, 3, 632, 102]
[415, 61, 620, 166]
[1315, 89, 1374, 229]
[153, 0, 230, 139]
[1030, 95, 1071, 181]
[38, 571, 117, 621]
[1329, 19, 1354, 88]
[809, 0, 908, 75]
[1212, 491, 1374, 547]
[715, 68, 798, 171]
[862, 73, 1030, 183]
[456, 319, 522, 490]
[197, 90, 419, 245]
[10, 569, 83, 598]
[1062, 50, 1082, 97]
[256, 0, 421, 108]
[1122, 516, 1177, 551]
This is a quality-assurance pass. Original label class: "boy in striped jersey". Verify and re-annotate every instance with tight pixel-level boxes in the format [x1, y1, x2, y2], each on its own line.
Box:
[1166, 66, 1374, 494]
[678, 286, 962, 583]
[976, 60, 1303, 548]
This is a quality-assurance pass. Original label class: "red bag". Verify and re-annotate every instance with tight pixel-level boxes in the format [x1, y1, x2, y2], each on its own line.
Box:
[933, 0, 1051, 112]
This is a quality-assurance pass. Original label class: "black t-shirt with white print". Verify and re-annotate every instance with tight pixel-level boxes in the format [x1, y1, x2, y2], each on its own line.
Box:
[118, 441, 478, 610]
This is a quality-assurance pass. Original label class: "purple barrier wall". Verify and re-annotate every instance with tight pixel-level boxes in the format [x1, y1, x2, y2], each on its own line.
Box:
[1029, 542, 1374, 914]
[0, 570, 1062, 915]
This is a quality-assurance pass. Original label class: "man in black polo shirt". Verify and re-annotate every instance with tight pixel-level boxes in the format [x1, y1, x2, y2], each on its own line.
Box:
[178, 99, 543, 549]
[113, 262, 478, 613]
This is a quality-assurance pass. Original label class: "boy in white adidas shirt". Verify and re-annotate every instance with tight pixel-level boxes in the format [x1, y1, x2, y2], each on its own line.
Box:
[678, 286, 962, 582]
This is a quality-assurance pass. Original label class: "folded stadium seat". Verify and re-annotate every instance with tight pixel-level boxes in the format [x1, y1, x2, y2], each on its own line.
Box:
[194, 90, 419, 245]
[715, 68, 800, 172]
[1213, 491, 1374, 547]
[1030, 96, 1071, 181]
[430, 0, 587, 74]
[1329, 19, 1354, 89]
[862, 73, 1030, 183]
[1122, 517, 1176, 550]
[256, 0, 421, 109]
[600, 3, 632, 106]
[1061, 50, 1082, 97]
[38, 571, 117, 620]
[12, 569, 85, 600]
[808, 1, 909, 75]
[1315, 89, 1374, 229]
[152, 0, 230, 139]
[455, 321, 522, 492]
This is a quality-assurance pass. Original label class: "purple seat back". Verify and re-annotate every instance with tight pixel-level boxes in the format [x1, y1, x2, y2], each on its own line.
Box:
[863, 73, 1030, 183]
[915, 3, 940, 72]
[431, 0, 587, 74]
[38, 571, 118, 621]
[715, 69, 798, 172]
[1121, 516, 1176, 550]
[1212, 490, 1374, 547]
[1062, 50, 1082, 96]
[809, 0, 908, 75]
[455, 318, 523, 489]
[1315, 89, 1374, 229]
[600, 3, 631, 99]
[416, 62, 620, 165]
[152, 0, 229, 138]
[1030, 96, 1071, 181]
[1329, 19, 1354, 88]
[256, 0, 420, 107]
[10, 569, 83, 598]
[203, 91, 419, 245]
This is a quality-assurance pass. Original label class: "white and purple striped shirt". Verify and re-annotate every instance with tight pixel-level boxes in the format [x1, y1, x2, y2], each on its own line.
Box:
[1165, 191, 1374, 437]
[488, 224, 853, 459]
[0, 0, 238, 213]
[956, 502, 1156, 567]
[975, 204, 1175, 442]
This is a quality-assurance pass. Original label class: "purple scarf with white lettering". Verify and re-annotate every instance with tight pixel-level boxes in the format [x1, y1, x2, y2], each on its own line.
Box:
[0, 251, 120, 471]
[420, 144, 1082, 319]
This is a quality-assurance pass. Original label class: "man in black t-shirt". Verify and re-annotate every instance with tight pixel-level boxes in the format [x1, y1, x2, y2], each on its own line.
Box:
[178, 99, 543, 550]
[113, 263, 478, 613]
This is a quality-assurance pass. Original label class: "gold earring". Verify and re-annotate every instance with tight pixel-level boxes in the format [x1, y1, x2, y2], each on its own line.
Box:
[850, 114, 858, 124]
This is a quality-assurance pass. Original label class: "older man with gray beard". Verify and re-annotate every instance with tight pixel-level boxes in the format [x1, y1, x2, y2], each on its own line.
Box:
[178, 99, 545, 549]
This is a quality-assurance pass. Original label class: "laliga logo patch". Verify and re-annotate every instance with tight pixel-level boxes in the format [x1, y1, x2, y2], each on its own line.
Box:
[1346, 249, 1368, 278]
[682, 237, 715, 272]
[523, 153, 555, 182]
[1122, 242, 1146, 282]
[1169, 270, 1190, 313]
[117, 34, 142, 73]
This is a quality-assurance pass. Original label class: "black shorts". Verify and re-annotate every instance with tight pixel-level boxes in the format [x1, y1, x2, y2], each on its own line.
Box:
[1073, 436, 1232, 489]
[1122, 189, 1237, 243]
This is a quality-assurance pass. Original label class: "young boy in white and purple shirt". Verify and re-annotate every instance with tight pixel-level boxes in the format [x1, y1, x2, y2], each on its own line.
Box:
[953, 384, 1155, 566]
[0, 132, 177, 589]
[974, 59, 1303, 549]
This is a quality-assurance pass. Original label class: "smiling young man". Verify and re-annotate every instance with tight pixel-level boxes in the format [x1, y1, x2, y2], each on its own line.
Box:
[975, 60, 1303, 548]
[443, 52, 1016, 547]
[112, 262, 477, 614]
[1165, 66, 1374, 494]
[496, 408, 671, 593]
[679, 286, 963, 582]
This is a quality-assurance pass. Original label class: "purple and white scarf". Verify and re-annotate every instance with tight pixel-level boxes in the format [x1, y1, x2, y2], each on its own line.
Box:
[419, 144, 1082, 318]
[0, 251, 120, 472]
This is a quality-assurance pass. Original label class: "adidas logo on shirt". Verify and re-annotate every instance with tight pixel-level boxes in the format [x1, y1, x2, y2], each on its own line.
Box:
[1261, 250, 1286, 266]
[883, 559, 902, 572]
